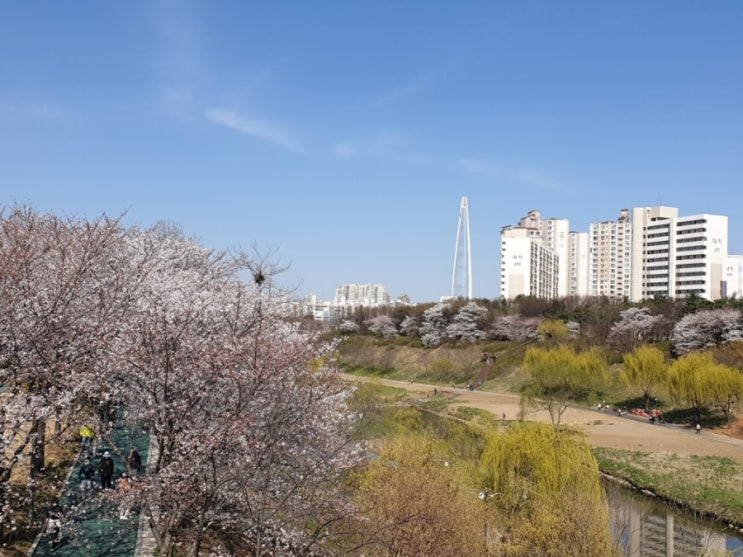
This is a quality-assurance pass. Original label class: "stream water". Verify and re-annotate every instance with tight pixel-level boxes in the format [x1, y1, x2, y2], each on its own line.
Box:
[607, 485, 743, 557]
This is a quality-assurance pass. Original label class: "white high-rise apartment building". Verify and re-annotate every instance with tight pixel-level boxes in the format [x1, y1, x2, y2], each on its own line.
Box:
[500, 221, 559, 300]
[517, 210, 571, 297]
[499, 205, 735, 303]
[589, 209, 632, 300]
[334, 283, 391, 306]
[630, 207, 728, 301]
[630, 206, 678, 300]
[723, 255, 743, 298]
[674, 213, 727, 299]
[568, 231, 590, 297]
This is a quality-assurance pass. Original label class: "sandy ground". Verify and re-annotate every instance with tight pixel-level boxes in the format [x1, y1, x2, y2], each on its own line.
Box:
[355, 377, 743, 465]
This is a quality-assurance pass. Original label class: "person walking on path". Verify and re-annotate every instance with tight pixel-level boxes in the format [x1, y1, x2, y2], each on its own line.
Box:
[79, 456, 96, 496]
[80, 424, 95, 452]
[696, 423, 702, 435]
[46, 506, 63, 551]
[128, 448, 142, 475]
[118, 472, 132, 519]
[99, 451, 115, 489]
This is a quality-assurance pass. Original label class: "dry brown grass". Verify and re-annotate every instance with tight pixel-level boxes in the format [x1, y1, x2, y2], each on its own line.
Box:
[3, 420, 79, 555]
[710, 413, 743, 440]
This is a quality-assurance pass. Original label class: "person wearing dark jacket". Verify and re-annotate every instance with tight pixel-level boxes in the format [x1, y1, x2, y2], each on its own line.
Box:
[99, 451, 115, 489]
[128, 449, 142, 475]
[79, 457, 96, 495]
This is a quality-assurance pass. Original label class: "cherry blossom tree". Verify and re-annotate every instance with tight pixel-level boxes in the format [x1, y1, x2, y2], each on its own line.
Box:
[607, 307, 666, 353]
[489, 315, 542, 342]
[398, 315, 419, 337]
[338, 320, 360, 334]
[446, 301, 487, 342]
[363, 315, 398, 338]
[0, 210, 362, 554]
[671, 308, 743, 355]
[565, 320, 581, 337]
[419, 304, 449, 347]
[107, 227, 361, 556]
[0, 207, 128, 531]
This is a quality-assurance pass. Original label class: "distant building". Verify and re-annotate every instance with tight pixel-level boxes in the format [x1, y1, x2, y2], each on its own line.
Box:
[630, 207, 727, 301]
[568, 231, 590, 297]
[516, 210, 571, 297]
[311, 302, 345, 322]
[589, 209, 632, 300]
[293, 283, 408, 323]
[723, 255, 743, 299]
[540, 217, 570, 298]
[334, 283, 391, 306]
[500, 224, 559, 299]
[500, 205, 734, 303]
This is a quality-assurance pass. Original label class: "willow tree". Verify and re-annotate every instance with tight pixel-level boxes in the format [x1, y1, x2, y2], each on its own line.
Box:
[667, 351, 716, 423]
[537, 319, 570, 344]
[522, 345, 608, 427]
[704, 360, 743, 427]
[479, 422, 618, 557]
[621, 344, 669, 410]
[355, 433, 490, 557]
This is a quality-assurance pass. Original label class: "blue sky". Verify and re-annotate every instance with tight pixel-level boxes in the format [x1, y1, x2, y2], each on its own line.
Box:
[2, 1, 742, 303]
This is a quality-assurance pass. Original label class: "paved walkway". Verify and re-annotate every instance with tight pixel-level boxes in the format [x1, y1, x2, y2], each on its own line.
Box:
[30, 420, 149, 557]
[133, 435, 158, 557]
[350, 376, 743, 464]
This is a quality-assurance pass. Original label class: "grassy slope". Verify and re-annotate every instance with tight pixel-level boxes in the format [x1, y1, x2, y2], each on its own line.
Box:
[594, 447, 743, 526]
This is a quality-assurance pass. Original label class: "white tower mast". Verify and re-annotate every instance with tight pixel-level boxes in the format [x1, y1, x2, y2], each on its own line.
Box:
[451, 196, 473, 299]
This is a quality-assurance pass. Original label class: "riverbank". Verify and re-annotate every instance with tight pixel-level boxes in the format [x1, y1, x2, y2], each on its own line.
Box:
[596, 449, 743, 532]
[345, 375, 743, 532]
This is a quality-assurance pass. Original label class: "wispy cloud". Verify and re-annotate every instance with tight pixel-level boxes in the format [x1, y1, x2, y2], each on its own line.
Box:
[150, 0, 207, 121]
[0, 101, 65, 121]
[458, 157, 500, 177]
[457, 156, 566, 191]
[514, 167, 563, 190]
[205, 108, 302, 152]
[374, 71, 439, 106]
[26, 103, 65, 120]
[332, 143, 358, 157]
[332, 130, 411, 158]
[159, 86, 197, 121]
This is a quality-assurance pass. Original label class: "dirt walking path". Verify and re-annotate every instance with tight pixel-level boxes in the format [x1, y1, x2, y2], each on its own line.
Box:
[351, 376, 743, 465]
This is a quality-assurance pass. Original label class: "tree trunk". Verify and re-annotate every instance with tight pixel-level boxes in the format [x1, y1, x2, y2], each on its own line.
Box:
[190, 506, 206, 557]
[0, 479, 5, 543]
[27, 471, 36, 524]
[30, 418, 46, 474]
[54, 407, 63, 436]
[27, 420, 48, 528]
